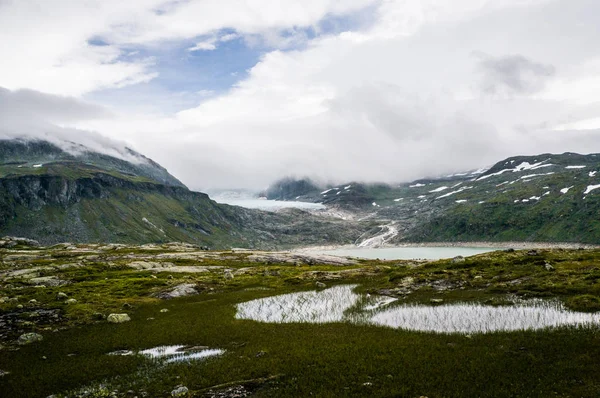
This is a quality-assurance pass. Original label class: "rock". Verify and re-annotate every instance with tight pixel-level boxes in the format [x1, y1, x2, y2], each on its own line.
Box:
[65, 299, 77, 304]
[29, 276, 69, 287]
[18, 332, 43, 345]
[255, 351, 267, 358]
[451, 256, 465, 263]
[92, 312, 105, 320]
[29, 299, 37, 304]
[527, 250, 539, 256]
[171, 386, 188, 397]
[0, 370, 9, 377]
[122, 303, 132, 309]
[16, 304, 23, 309]
[56, 292, 68, 301]
[544, 262, 555, 271]
[315, 281, 327, 289]
[0, 297, 9, 303]
[224, 271, 234, 280]
[167, 275, 174, 279]
[430, 298, 444, 303]
[107, 313, 131, 323]
[155, 283, 198, 299]
[160, 308, 169, 313]
[504, 248, 515, 253]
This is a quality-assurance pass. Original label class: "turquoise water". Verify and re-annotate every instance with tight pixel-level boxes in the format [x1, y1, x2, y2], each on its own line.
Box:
[319, 246, 496, 260]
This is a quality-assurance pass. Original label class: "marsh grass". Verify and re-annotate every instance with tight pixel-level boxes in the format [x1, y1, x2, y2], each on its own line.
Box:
[2, 248, 600, 396]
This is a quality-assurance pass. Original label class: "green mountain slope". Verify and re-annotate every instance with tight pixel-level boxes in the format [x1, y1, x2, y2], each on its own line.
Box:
[0, 139, 367, 248]
[267, 153, 600, 244]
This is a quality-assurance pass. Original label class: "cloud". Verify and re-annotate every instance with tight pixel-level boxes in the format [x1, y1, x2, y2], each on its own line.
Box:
[0, 87, 141, 163]
[474, 52, 556, 96]
[6, 0, 600, 191]
[0, 0, 377, 96]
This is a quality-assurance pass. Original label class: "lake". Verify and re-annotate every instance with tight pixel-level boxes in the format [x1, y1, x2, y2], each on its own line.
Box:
[211, 197, 326, 211]
[309, 246, 497, 260]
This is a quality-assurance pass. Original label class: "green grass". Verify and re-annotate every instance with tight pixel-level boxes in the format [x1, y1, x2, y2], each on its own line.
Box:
[1, 247, 600, 397]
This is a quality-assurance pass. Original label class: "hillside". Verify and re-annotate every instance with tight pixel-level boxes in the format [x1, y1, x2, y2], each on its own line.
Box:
[266, 153, 600, 244]
[0, 139, 368, 248]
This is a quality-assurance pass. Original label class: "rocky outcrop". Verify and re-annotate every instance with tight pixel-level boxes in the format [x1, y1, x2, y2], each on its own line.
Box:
[155, 283, 198, 299]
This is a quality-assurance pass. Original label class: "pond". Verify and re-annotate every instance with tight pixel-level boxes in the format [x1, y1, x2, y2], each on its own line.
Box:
[235, 285, 600, 334]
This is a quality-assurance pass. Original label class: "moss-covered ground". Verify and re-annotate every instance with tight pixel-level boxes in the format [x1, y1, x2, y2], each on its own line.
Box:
[1, 244, 600, 397]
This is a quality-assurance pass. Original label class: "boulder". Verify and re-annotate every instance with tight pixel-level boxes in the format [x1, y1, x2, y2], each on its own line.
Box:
[107, 313, 131, 323]
[155, 283, 198, 299]
[451, 256, 465, 263]
[56, 292, 68, 301]
[315, 281, 327, 289]
[171, 386, 189, 397]
[18, 332, 43, 345]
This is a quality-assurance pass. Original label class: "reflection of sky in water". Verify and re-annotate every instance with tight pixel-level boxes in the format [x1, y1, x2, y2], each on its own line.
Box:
[139, 345, 225, 363]
[236, 285, 600, 334]
[109, 346, 224, 363]
[236, 285, 361, 323]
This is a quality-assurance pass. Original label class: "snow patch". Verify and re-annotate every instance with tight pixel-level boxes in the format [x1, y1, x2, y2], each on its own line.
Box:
[584, 185, 600, 195]
[437, 186, 473, 199]
[455, 200, 467, 203]
[32, 164, 42, 168]
[429, 186, 449, 193]
[409, 183, 425, 188]
[589, 171, 597, 177]
[560, 186, 574, 194]
[565, 165, 586, 169]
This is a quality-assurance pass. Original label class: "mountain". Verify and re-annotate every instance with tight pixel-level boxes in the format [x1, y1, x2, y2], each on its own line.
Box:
[0, 139, 368, 248]
[266, 153, 600, 244]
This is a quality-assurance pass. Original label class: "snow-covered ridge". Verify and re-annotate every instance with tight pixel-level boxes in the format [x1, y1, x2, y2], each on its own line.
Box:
[477, 160, 554, 181]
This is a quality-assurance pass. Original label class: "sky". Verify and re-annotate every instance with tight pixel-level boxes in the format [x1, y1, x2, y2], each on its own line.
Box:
[1, 0, 600, 190]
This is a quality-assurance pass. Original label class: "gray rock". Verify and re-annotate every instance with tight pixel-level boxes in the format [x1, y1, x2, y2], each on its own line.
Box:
[29, 276, 69, 287]
[171, 386, 188, 397]
[18, 332, 43, 345]
[107, 313, 131, 323]
[224, 271, 234, 280]
[155, 283, 198, 299]
[315, 281, 327, 289]
[430, 298, 444, 303]
[544, 262, 555, 271]
[451, 256, 465, 263]
[56, 292, 68, 301]
[65, 299, 78, 304]
[160, 308, 169, 313]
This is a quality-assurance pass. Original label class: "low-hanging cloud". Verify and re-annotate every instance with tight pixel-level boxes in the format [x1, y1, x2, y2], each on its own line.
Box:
[0, 87, 144, 163]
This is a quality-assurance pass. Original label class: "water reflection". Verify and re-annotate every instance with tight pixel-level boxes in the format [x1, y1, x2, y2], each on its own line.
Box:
[235, 285, 600, 334]
[108, 345, 224, 363]
[235, 285, 361, 323]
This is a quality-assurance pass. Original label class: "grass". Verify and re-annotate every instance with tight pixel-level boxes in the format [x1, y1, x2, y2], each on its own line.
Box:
[1, 246, 600, 397]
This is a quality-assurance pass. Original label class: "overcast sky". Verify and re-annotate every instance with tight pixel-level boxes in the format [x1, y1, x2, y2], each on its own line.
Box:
[1, 0, 600, 190]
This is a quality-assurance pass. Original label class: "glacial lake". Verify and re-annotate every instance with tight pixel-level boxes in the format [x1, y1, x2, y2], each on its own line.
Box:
[312, 246, 497, 260]
[236, 285, 600, 334]
[211, 197, 326, 211]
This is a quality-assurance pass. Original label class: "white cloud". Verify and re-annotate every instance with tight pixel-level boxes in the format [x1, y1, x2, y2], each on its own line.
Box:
[5, 0, 600, 191]
[0, 0, 377, 96]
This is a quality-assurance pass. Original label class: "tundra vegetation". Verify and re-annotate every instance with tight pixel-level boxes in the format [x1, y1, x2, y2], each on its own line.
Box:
[1, 240, 600, 397]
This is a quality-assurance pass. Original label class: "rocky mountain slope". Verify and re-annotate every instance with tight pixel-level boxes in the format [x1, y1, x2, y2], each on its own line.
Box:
[0, 139, 368, 248]
[267, 153, 600, 244]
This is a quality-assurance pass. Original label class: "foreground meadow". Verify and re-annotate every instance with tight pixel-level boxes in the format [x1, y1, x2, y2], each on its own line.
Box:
[1, 241, 599, 397]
